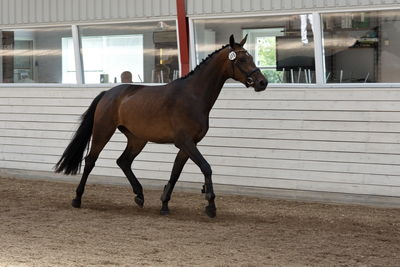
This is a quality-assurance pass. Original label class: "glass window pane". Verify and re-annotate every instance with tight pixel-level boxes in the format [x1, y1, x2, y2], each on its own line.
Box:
[0, 27, 75, 83]
[193, 15, 316, 84]
[323, 10, 400, 83]
[79, 21, 179, 84]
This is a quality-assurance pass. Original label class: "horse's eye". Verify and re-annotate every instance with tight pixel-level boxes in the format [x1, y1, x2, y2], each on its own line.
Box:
[239, 57, 246, 63]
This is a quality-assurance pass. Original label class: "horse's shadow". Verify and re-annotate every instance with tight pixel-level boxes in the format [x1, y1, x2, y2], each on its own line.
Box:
[77, 199, 269, 225]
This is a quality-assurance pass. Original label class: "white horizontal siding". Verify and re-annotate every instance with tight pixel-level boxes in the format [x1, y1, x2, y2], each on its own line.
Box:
[0, 0, 176, 27]
[0, 85, 400, 201]
[186, 0, 400, 16]
[2, 0, 400, 28]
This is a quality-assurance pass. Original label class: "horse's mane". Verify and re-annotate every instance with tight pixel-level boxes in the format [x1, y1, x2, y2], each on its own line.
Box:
[178, 44, 230, 80]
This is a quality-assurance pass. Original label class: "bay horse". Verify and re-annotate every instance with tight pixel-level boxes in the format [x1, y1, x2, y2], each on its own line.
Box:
[55, 35, 268, 218]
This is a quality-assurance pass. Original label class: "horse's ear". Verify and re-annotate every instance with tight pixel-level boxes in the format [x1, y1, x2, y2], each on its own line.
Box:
[229, 34, 235, 48]
[239, 34, 248, 46]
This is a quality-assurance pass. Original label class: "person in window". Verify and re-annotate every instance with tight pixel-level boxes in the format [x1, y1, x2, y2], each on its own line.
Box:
[121, 71, 133, 83]
[300, 14, 314, 45]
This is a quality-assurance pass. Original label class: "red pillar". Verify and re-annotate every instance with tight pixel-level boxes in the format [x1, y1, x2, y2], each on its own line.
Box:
[176, 0, 190, 76]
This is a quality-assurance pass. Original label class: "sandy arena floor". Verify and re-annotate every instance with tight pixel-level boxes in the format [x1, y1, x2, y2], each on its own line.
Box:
[1, 177, 400, 266]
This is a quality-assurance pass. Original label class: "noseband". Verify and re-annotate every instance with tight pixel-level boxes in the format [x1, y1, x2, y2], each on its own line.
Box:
[229, 49, 261, 87]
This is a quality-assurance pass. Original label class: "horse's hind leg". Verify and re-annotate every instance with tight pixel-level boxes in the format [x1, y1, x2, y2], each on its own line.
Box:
[116, 130, 147, 207]
[72, 127, 115, 208]
[160, 149, 189, 215]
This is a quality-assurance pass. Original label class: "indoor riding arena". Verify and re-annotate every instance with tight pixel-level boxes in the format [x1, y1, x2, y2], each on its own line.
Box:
[1, 0, 400, 266]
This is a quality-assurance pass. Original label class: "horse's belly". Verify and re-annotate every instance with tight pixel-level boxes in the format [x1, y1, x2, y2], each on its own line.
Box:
[124, 118, 175, 143]
[119, 95, 175, 143]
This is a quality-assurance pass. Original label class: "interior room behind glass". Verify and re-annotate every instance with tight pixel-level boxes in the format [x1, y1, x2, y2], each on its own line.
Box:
[79, 21, 179, 84]
[194, 15, 316, 84]
[323, 10, 400, 83]
[0, 27, 74, 83]
[0, 21, 179, 84]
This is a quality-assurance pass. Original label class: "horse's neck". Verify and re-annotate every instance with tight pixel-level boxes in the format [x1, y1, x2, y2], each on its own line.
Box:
[187, 52, 229, 112]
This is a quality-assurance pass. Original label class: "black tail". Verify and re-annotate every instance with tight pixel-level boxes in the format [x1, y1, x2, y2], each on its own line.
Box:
[55, 91, 106, 175]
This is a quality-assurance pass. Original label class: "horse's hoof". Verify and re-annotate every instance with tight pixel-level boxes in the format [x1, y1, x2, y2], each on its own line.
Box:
[160, 208, 170, 216]
[134, 196, 144, 208]
[205, 205, 216, 218]
[71, 199, 81, 208]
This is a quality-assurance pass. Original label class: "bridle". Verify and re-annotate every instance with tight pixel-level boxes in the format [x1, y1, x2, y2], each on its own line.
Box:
[229, 49, 261, 87]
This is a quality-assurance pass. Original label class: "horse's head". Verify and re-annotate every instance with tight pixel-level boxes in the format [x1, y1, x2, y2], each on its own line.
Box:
[227, 34, 268, 92]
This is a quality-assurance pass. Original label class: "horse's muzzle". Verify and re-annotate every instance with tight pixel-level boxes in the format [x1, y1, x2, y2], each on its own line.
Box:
[254, 78, 268, 92]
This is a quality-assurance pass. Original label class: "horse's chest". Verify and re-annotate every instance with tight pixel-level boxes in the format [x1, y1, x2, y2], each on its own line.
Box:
[188, 116, 209, 142]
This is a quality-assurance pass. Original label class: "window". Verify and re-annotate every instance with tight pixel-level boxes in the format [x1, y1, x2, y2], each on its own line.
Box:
[62, 34, 144, 83]
[243, 28, 284, 83]
[0, 26, 74, 83]
[78, 21, 179, 84]
[322, 10, 400, 83]
[1, 21, 179, 85]
[193, 14, 316, 84]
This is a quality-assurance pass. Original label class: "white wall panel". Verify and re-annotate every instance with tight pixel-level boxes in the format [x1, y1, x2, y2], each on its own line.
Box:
[186, 0, 400, 16]
[8, 0, 15, 24]
[0, 0, 176, 27]
[0, 85, 399, 204]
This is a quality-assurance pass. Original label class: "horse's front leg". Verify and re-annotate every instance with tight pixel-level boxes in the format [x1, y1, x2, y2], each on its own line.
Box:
[160, 150, 189, 215]
[179, 140, 216, 218]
